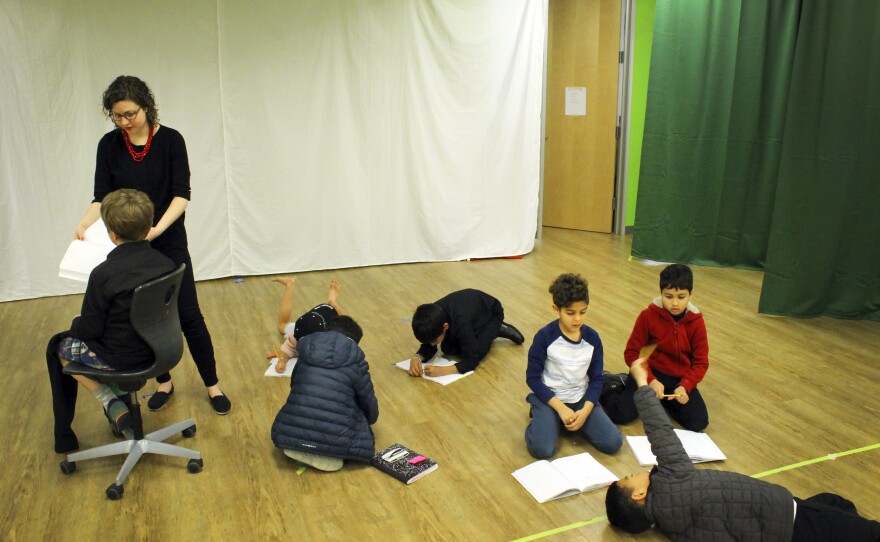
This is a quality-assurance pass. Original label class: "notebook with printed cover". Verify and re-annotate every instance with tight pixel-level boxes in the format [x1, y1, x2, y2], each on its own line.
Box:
[371, 444, 438, 484]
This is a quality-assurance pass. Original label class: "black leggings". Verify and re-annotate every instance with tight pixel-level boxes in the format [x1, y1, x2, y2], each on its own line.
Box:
[155, 253, 218, 387]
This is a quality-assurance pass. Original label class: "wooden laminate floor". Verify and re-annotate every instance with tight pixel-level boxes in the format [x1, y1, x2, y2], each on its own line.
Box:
[2, 227, 878, 541]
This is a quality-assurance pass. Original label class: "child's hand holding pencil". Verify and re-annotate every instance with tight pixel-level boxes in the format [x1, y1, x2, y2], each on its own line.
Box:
[274, 345, 287, 374]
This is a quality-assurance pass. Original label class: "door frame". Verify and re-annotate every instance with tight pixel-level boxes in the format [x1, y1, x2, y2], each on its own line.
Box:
[537, 0, 637, 238]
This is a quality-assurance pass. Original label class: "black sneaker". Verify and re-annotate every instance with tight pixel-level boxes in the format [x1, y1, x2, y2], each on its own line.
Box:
[105, 398, 132, 434]
[498, 322, 525, 345]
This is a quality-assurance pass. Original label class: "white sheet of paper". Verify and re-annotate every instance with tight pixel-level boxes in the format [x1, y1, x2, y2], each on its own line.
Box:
[265, 357, 297, 377]
[59, 219, 116, 282]
[565, 87, 586, 116]
[393, 357, 473, 386]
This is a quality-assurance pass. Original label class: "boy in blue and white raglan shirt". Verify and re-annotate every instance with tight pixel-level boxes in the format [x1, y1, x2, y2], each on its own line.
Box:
[524, 273, 623, 459]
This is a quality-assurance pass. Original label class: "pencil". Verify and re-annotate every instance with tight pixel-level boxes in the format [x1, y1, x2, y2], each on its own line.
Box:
[661, 394, 681, 398]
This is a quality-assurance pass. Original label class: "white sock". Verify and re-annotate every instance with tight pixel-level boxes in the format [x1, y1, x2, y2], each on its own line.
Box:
[92, 385, 117, 408]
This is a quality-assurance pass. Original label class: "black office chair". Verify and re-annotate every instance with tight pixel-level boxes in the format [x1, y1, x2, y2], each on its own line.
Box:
[60, 264, 203, 500]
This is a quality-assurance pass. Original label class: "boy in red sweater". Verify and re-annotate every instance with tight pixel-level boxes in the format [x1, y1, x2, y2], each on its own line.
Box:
[601, 264, 709, 431]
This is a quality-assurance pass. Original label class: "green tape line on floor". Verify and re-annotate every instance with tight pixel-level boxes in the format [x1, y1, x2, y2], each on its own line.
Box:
[511, 515, 607, 542]
[751, 442, 880, 479]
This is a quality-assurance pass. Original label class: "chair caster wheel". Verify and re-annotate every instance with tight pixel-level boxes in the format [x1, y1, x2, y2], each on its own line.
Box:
[60, 461, 76, 475]
[106, 483, 124, 500]
[182, 425, 197, 438]
[187, 458, 203, 473]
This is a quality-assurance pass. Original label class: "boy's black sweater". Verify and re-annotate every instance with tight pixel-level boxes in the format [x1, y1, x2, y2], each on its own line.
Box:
[415, 289, 503, 373]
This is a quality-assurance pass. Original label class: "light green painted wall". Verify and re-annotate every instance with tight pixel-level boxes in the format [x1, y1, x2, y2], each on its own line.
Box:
[625, 0, 656, 227]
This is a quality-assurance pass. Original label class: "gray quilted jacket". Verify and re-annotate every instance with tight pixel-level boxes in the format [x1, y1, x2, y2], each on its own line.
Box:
[271, 331, 379, 462]
[637, 387, 794, 541]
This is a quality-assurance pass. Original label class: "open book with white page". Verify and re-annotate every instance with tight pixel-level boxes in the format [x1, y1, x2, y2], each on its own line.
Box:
[626, 429, 727, 466]
[512, 452, 618, 503]
[393, 357, 472, 386]
[58, 219, 116, 282]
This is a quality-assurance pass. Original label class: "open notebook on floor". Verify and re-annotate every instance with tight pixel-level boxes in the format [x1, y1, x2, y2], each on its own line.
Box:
[512, 452, 618, 503]
[59, 219, 116, 282]
[393, 357, 472, 385]
[626, 429, 727, 466]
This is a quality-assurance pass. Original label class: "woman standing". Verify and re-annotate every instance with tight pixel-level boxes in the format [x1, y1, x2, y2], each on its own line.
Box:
[75, 75, 231, 415]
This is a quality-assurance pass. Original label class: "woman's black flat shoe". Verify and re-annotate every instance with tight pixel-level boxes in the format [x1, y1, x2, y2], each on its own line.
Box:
[147, 385, 174, 411]
[209, 394, 231, 415]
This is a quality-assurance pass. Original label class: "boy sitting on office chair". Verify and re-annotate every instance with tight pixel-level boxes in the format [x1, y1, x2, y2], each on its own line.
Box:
[272, 276, 344, 373]
[407, 288, 524, 377]
[524, 274, 622, 459]
[606, 358, 880, 541]
[271, 316, 379, 471]
[601, 263, 710, 431]
[56, 189, 176, 435]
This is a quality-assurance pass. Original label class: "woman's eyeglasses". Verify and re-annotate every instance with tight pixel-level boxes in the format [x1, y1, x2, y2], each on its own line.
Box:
[109, 108, 142, 122]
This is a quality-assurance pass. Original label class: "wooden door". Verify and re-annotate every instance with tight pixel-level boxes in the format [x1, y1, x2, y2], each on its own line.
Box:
[543, 0, 621, 232]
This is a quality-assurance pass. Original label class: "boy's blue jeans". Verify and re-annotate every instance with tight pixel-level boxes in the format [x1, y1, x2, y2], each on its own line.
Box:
[525, 393, 623, 459]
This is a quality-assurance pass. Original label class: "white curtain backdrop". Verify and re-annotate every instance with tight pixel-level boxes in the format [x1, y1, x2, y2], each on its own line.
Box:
[0, 0, 545, 302]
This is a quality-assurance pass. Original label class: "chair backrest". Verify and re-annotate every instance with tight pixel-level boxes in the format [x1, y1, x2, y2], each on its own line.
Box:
[128, 264, 186, 380]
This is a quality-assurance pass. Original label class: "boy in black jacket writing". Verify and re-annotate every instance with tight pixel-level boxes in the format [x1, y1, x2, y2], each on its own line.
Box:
[407, 289, 524, 377]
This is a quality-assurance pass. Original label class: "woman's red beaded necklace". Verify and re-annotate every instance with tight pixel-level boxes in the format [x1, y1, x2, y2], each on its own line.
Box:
[121, 124, 155, 162]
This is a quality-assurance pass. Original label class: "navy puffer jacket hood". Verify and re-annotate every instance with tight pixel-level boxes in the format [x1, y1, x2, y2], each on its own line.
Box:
[271, 331, 379, 463]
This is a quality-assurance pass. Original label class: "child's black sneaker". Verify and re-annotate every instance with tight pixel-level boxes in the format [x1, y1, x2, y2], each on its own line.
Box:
[105, 398, 132, 434]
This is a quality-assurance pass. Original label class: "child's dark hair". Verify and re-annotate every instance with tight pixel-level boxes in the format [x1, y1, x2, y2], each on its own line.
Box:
[549, 273, 589, 308]
[100, 189, 154, 242]
[659, 264, 693, 292]
[327, 315, 363, 344]
[605, 481, 652, 534]
[102, 75, 159, 126]
[412, 303, 447, 344]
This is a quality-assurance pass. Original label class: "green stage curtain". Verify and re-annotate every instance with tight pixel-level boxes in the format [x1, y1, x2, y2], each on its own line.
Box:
[759, 0, 880, 320]
[634, 0, 880, 320]
[633, 0, 799, 268]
